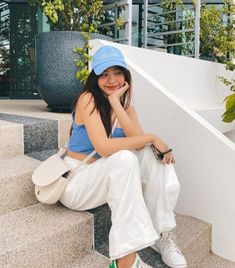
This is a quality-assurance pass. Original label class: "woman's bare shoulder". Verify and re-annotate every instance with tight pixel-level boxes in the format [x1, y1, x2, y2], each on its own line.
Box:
[76, 92, 96, 114]
[75, 92, 96, 123]
[77, 92, 94, 107]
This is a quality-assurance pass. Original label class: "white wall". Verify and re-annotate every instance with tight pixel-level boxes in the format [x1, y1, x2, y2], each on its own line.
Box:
[90, 39, 235, 261]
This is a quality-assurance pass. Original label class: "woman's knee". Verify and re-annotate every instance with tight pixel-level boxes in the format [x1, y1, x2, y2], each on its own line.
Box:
[135, 145, 154, 163]
[112, 150, 139, 166]
[108, 150, 143, 194]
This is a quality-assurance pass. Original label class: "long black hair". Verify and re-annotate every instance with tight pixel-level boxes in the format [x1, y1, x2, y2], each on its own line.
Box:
[71, 66, 132, 136]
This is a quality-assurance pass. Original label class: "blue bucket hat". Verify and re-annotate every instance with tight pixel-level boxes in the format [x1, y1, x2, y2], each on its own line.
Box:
[92, 45, 127, 75]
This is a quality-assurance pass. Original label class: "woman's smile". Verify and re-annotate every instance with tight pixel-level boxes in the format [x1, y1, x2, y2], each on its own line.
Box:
[98, 66, 125, 96]
[105, 85, 120, 91]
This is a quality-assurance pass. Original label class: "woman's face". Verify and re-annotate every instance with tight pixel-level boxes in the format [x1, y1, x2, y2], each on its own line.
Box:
[98, 66, 126, 96]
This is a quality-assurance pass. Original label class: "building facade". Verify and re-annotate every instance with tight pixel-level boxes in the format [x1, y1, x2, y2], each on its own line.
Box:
[0, 0, 225, 99]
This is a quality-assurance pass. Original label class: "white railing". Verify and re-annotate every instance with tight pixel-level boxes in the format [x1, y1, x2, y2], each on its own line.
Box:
[143, 0, 201, 58]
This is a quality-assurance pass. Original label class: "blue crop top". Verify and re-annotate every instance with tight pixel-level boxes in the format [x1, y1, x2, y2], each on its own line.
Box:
[68, 119, 126, 159]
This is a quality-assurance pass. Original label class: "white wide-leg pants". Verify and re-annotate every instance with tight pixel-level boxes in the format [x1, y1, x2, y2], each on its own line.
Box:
[60, 146, 180, 260]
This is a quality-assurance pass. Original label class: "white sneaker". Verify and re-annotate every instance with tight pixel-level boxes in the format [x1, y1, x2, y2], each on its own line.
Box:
[152, 232, 187, 268]
[109, 254, 153, 268]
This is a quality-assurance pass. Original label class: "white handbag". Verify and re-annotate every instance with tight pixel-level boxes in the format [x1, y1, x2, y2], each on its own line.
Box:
[32, 118, 117, 205]
[32, 148, 97, 205]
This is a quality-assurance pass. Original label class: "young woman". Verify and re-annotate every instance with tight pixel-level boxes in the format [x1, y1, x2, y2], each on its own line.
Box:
[60, 45, 187, 268]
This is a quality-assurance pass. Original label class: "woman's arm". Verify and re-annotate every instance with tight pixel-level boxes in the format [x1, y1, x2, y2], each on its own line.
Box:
[108, 82, 143, 136]
[107, 84, 175, 164]
[76, 92, 155, 157]
[107, 83, 171, 155]
[109, 98, 144, 136]
[77, 92, 174, 164]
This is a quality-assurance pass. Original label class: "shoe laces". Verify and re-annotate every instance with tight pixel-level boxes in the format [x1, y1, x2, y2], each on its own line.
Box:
[161, 232, 182, 254]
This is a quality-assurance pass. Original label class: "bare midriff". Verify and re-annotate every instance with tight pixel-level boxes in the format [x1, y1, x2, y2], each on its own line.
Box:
[66, 150, 98, 163]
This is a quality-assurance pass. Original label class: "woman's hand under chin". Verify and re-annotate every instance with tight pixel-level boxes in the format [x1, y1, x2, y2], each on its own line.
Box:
[108, 82, 129, 102]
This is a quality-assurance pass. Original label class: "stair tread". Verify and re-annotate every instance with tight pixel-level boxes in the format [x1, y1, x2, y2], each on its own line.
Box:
[198, 253, 235, 267]
[0, 112, 57, 125]
[0, 100, 71, 120]
[0, 203, 92, 256]
[68, 251, 110, 268]
[0, 155, 40, 179]
[0, 155, 41, 215]
[0, 112, 59, 154]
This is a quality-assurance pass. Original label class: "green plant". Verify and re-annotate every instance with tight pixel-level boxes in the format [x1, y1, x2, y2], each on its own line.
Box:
[200, 0, 235, 63]
[203, 0, 235, 123]
[28, 0, 104, 83]
[73, 32, 92, 83]
[28, 0, 104, 31]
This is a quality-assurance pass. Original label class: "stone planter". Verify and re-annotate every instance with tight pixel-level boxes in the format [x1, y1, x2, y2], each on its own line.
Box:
[36, 31, 110, 112]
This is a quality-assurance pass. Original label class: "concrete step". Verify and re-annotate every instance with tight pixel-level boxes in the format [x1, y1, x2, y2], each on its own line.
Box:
[0, 155, 40, 215]
[68, 251, 110, 268]
[0, 100, 72, 147]
[89, 205, 211, 268]
[0, 120, 23, 159]
[0, 149, 62, 216]
[0, 113, 58, 154]
[0, 203, 93, 268]
[197, 253, 235, 268]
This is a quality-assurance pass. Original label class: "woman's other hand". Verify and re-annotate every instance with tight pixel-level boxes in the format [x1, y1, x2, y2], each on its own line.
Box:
[162, 151, 175, 165]
[152, 137, 175, 165]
